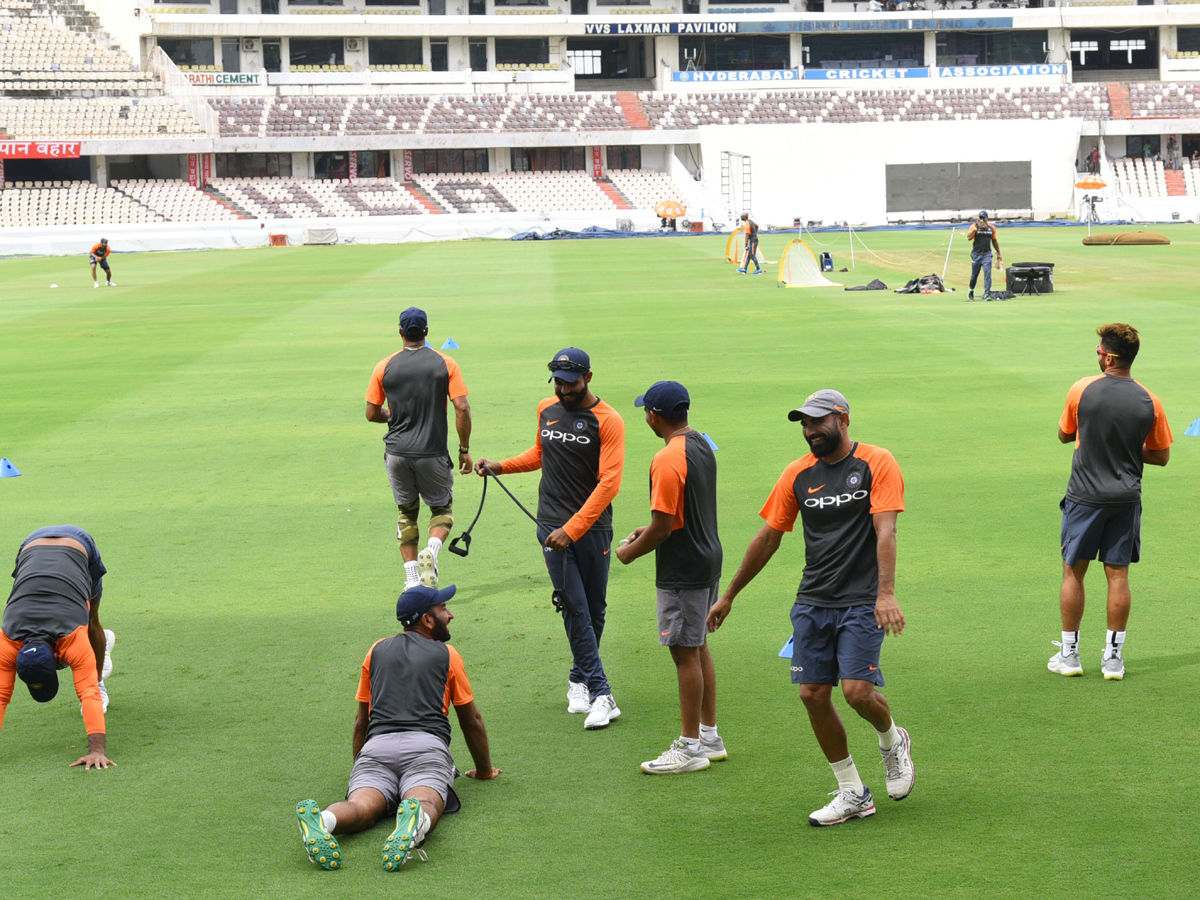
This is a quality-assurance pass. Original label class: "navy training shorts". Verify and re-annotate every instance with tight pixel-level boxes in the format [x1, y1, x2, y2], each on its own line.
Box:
[1060, 497, 1141, 566]
[789, 602, 885, 687]
[90, 255, 110, 270]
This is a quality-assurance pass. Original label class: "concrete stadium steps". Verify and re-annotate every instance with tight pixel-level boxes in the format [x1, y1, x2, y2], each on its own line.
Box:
[615, 92, 651, 130]
[1165, 168, 1187, 196]
[200, 186, 251, 219]
[595, 177, 631, 210]
[1107, 83, 1133, 119]
[402, 182, 445, 214]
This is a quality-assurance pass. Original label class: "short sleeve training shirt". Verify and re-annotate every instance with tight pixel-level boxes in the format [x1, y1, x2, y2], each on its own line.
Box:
[1060, 373, 1172, 508]
[367, 346, 468, 459]
[650, 431, 722, 590]
[759, 442, 904, 609]
[4, 526, 106, 643]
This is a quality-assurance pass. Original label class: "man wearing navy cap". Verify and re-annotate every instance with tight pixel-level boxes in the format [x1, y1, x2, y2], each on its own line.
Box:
[296, 584, 499, 872]
[965, 211, 1002, 301]
[366, 307, 473, 591]
[1, 525, 115, 769]
[707, 390, 914, 825]
[475, 347, 626, 730]
[617, 381, 726, 774]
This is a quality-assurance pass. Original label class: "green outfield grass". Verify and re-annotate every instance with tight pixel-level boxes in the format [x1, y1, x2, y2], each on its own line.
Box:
[0, 226, 1196, 900]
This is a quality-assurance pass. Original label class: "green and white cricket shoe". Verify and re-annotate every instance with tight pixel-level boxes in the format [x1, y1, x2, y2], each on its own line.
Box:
[1048, 641, 1083, 676]
[296, 800, 341, 870]
[809, 788, 876, 827]
[880, 727, 915, 800]
[382, 798, 421, 872]
[416, 549, 438, 588]
[700, 735, 728, 761]
[1101, 654, 1125, 681]
[640, 739, 711, 775]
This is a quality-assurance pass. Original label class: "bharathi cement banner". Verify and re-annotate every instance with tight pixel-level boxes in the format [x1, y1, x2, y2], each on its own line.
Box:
[185, 72, 263, 86]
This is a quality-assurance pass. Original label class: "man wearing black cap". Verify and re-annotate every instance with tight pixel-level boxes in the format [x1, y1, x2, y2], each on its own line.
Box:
[90, 238, 115, 288]
[475, 347, 626, 730]
[367, 307, 473, 591]
[617, 381, 725, 774]
[965, 211, 1001, 301]
[0, 525, 115, 769]
[707, 390, 914, 825]
[296, 584, 499, 872]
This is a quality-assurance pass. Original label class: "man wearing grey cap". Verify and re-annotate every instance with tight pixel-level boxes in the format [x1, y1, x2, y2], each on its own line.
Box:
[366, 307, 473, 591]
[707, 390, 914, 826]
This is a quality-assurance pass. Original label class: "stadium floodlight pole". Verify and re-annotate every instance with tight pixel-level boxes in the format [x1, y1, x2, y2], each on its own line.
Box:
[941, 227, 956, 281]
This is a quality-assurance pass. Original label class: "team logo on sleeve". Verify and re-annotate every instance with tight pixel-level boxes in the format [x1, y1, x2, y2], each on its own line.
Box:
[846, 472, 862, 489]
[574, 420, 587, 432]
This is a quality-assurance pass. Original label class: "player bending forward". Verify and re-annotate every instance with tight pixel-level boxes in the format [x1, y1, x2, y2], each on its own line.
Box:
[296, 585, 499, 872]
[90, 238, 115, 288]
[707, 390, 914, 826]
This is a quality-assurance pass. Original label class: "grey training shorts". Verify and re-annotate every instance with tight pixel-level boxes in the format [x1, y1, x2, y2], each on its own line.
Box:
[657, 581, 719, 647]
[347, 731, 455, 813]
[385, 453, 454, 508]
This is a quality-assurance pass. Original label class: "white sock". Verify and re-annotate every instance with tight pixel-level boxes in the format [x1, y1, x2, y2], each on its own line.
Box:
[426, 536, 442, 560]
[830, 756, 864, 794]
[1105, 630, 1126, 659]
[404, 560, 419, 586]
[699, 723, 719, 742]
[680, 735, 701, 751]
[876, 722, 900, 751]
[321, 810, 337, 833]
[1061, 630, 1079, 655]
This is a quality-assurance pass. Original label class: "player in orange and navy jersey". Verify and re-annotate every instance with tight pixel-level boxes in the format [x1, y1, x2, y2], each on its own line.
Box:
[294, 584, 499, 872]
[366, 307, 472, 591]
[475, 347, 626, 731]
[1, 525, 114, 769]
[1048, 323, 1172, 681]
[736, 213, 762, 275]
[89, 237, 115, 288]
[707, 390, 914, 826]
[616, 381, 725, 774]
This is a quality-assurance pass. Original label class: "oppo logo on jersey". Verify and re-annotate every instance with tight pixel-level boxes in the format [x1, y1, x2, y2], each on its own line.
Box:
[804, 490, 868, 508]
[542, 429, 592, 445]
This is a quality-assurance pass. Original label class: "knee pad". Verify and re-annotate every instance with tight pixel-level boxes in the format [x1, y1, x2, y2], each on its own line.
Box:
[397, 503, 420, 547]
[428, 502, 453, 533]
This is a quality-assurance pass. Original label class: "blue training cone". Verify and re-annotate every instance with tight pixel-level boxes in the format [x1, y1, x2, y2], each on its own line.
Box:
[441, 338, 460, 350]
[1185, 418, 1200, 437]
[0, 458, 21, 478]
[778, 636, 794, 658]
[701, 432, 719, 451]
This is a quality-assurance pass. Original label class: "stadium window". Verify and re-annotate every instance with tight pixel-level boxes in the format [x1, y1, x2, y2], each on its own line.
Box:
[799, 33, 924, 70]
[315, 152, 350, 180]
[606, 145, 640, 169]
[1071, 29, 1155, 69]
[411, 149, 489, 173]
[935, 30, 1047, 67]
[356, 151, 391, 178]
[158, 38, 215, 68]
[431, 39, 449, 71]
[1179, 27, 1200, 54]
[1069, 40, 1099, 65]
[512, 147, 585, 172]
[566, 38, 647, 79]
[567, 48, 602, 76]
[679, 35, 791, 71]
[263, 38, 282, 71]
[365, 0, 419, 5]
[1109, 38, 1147, 65]
[290, 38, 344, 67]
[260, 0, 279, 12]
[495, 38, 550, 66]
[369, 38, 423, 67]
[469, 39, 488, 72]
[215, 153, 293, 178]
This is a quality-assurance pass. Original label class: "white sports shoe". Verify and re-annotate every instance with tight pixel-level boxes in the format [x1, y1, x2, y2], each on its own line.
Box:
[101, 629, 115, 680]
[98, 680, 109, 713]
[94, 281, 99, 288]
[808, 788, 876, 827]
[1102, 653, 1125, 681]
[880, 727, 915, 800]
[700, 735, 728, 761]
[583, 694, 620, 730]
[1048, 641, 1083, 676]
[567, 681, 591, 714]
[640, 739, 711, 775]
[107, 282, 116, 287]
[416, 548, 438, 588]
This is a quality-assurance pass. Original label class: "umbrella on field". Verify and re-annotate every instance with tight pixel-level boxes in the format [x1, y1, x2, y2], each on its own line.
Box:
[655, 200, 686, 219]
[1074, 178, 1107, 190]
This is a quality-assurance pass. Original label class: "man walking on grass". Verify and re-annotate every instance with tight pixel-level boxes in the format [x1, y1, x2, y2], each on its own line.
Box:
[296, 584, 499, 872]
[366, 307, 473, 590]
[965, 211, 1001, 301]
[1048, 323, 1172, 681]
[616, 381, 726, 774]
[706, 390, 914, 826]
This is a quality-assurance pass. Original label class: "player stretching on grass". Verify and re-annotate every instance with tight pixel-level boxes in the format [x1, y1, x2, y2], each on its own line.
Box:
[1048, 323, 1172, 681]
[366, 307, 472, 590]
[1, 526, 116, 769]
[707, 390, 914, 826]
[616, 381, 726, 774]
[89, 238, 115, 288]
[736, 213, 763, 275]
[296, 585, 499, 872]
[475, 347, 626, 730]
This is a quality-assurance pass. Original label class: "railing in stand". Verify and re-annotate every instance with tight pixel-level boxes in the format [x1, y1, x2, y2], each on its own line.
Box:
[148, 47, 218, 135]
